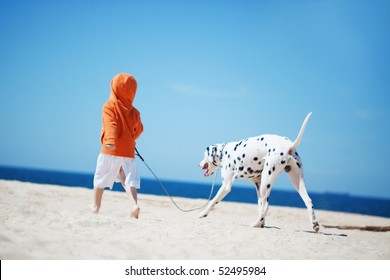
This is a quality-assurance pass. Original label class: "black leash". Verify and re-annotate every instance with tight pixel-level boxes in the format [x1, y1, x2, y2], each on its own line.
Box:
[135, 148, 217, 212]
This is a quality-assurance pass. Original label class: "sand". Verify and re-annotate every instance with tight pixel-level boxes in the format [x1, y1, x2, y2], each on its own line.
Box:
[0, 179, 389, 260]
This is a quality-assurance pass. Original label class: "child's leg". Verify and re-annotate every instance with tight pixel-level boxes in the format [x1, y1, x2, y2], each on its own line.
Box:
[91, 188, 104, 214]
[128, 186, 140, 219]
[120, 167, 140, 219]
[92, 153, 118, 214]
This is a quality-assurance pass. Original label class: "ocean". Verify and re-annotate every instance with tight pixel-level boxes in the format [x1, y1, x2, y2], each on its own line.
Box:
[0, 165, 389, 218]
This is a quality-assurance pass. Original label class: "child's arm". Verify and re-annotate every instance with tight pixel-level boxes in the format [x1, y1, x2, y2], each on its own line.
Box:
[134, 121, 143, 140]
[131, 108, 144, 140]
[102, 104, 117, 148]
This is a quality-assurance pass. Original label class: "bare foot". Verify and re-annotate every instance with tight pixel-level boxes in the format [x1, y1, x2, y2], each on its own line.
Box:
[130, 206, 140, 219]
[89, 204, 100, 214]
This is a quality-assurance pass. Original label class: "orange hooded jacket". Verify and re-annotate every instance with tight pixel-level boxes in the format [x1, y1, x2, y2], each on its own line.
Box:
[100, 73, 143, 158]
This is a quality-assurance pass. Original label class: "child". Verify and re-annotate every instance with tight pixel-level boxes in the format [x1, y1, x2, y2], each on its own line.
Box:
[91, 73, 144, 218]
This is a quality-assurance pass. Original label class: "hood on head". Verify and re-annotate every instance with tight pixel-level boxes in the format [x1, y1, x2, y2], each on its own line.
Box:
[110, 73, 137, 107]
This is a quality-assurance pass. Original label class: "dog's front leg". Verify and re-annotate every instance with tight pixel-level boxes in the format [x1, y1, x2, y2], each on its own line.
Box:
[199, 178, 233, 218]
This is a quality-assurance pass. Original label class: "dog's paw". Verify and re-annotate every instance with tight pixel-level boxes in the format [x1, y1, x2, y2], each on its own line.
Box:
[199, 211, 208, 218]
[312, 221, 320, 233]
[251, 219, 265, 228]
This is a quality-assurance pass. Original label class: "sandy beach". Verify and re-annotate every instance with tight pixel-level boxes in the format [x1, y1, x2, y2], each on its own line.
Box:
[0, 179, 389, 260]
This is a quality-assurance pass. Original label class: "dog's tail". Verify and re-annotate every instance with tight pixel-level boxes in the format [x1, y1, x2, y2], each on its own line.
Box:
[289, 112, 312, 153]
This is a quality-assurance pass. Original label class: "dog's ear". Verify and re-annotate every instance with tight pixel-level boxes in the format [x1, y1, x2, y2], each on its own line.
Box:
[206, 145, 217, 162]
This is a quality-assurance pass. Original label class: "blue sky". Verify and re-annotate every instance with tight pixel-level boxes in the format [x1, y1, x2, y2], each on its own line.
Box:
[0, 0, 389, 199]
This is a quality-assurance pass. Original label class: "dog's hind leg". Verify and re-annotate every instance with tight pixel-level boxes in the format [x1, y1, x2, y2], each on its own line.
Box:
[251, 161, 283, 228]
[250, 178, 262, 214]
[287, 162, 319, 232]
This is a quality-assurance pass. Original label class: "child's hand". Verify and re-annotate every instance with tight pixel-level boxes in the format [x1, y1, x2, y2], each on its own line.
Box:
[105, 144, 116, 150]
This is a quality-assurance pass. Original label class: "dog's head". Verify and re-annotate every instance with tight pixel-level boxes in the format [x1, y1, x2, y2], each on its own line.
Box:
[199, 144, 220, 177]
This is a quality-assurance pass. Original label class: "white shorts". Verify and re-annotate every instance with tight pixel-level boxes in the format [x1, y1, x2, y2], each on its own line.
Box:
[93, 153, 140, 189]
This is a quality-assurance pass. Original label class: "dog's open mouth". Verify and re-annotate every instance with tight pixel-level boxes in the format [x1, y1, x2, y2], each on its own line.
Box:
[202, 163, 209, 176]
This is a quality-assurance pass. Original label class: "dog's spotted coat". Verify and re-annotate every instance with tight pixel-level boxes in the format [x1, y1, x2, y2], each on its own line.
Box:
[199, 113, 319, 232]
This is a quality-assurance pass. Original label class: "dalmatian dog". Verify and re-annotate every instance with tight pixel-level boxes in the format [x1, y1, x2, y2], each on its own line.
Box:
[198, 112, 320, 232]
